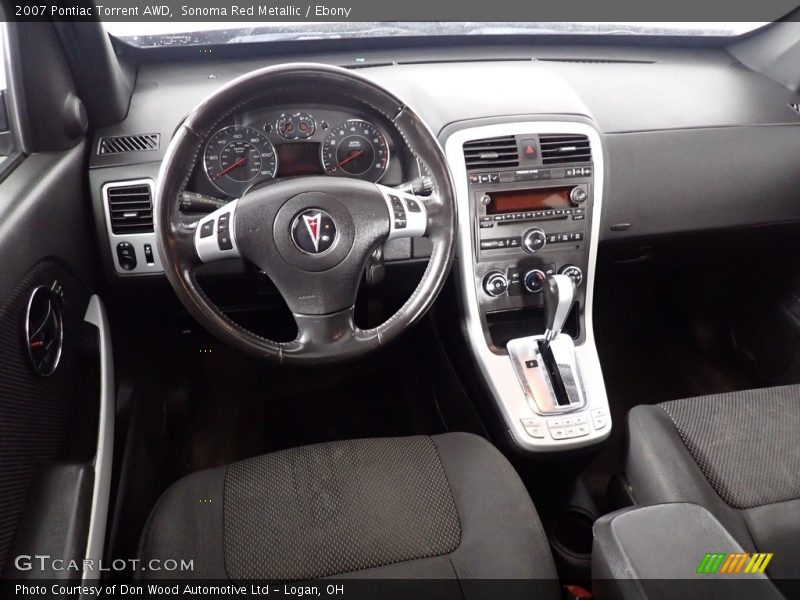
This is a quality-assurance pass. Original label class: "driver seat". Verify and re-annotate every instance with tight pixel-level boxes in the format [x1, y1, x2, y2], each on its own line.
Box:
[138, 433, 559, 592]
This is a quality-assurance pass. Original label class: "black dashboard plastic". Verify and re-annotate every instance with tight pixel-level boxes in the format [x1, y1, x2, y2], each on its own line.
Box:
[89, 43, 800, 257]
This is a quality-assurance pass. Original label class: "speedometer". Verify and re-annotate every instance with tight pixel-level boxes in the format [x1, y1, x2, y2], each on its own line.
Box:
[204, 125, 277, 197]
[321, 120, 389, 182]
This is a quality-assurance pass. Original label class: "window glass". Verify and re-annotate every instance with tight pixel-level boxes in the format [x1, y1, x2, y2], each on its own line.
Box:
[0, 24, 16, 168]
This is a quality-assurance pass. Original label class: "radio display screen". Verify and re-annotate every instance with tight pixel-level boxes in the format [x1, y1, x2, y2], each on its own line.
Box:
[486, 187, 572, 214]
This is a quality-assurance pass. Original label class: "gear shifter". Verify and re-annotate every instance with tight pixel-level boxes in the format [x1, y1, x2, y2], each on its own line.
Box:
[541, 274, 576, 350]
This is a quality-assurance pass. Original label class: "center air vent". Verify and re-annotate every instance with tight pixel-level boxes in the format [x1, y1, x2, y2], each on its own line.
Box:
[539, 135, 591, 165]
[464, 136, 519, 170]
[98, 134, 160, 155]
[106, 182, 153, 234]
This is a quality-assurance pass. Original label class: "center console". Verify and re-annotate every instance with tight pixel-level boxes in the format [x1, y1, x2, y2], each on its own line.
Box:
[443, 120, 611, 452]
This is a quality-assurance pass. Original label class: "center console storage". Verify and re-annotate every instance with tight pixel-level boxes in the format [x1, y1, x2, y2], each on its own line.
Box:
[592, 503, 783, 600]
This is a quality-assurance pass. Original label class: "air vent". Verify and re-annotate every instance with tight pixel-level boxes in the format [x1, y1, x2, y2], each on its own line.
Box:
[539, 135, 591, 165]
[98, 133, 160, 155]
[463, 136, 519, 170]
[106, 183, 153, 234]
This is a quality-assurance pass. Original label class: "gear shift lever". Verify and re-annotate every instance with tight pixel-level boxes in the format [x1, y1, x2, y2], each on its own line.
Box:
[541, 274, 575, 350]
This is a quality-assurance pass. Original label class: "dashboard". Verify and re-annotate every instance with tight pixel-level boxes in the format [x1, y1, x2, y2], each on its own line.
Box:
[87, 42, 800, 279]
[190, 106, 411, 200]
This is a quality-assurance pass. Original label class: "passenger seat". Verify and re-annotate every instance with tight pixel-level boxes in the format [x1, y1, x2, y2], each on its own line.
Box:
[624, 385, 800, 587]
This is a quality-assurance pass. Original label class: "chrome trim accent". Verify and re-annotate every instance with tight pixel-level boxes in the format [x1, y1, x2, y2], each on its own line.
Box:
[24, 284, 64, 377]
[82, 296, 114, 581]
[443, 120, 611, 451]
[101, 179, 164, 275]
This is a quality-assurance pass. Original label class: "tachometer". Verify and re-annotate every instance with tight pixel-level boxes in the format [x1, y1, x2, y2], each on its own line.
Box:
[321, 120, 389, 182]
[204, 125, 277, 197]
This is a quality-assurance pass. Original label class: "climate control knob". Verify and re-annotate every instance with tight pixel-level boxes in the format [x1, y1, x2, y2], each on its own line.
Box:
[523, 269, 546, 293]
[521, 228, 547, 254]
[482, 271, 509, 297]
[559, 264, 584, 287]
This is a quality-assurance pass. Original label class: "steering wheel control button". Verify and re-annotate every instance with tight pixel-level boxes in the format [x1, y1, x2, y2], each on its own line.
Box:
[389, 195, 407, 229]
[406, 198, 422, 213]
[200, 219, 215, 238]
[291, 209, 337, 254]
[217, 213, 233, 251]
[116, 242, 137, 271]
[521, 228, 547, 254]
[482, 271, 509, 297]
[378, 186, 428, 240]
[523, 269, 546, 294]
[559, 265, 584, 287]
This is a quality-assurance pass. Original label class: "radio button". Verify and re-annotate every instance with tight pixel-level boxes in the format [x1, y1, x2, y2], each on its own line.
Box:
[570, 187, 589, 204]
[521, 228, 547, 254]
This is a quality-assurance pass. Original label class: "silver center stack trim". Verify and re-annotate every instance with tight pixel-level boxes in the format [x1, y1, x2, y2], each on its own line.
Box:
[443, 121, 612, 451]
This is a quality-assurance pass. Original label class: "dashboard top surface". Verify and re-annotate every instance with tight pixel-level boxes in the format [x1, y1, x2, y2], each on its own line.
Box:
[92, 43, 800, 171]
[89, 42, 800, 243]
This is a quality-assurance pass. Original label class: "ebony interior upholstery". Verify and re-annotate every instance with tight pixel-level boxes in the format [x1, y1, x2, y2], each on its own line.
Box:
[626, 385, 800, 587]
[139, 433, 559, 595]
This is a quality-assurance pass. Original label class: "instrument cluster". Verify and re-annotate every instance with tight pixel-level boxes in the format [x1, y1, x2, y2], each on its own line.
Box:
[194, 106, 403, 199]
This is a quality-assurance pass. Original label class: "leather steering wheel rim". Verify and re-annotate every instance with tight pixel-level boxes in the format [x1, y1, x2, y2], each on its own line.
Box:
[154, 63, 457, 365]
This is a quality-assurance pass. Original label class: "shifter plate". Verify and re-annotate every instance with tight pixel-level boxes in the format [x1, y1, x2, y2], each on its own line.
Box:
[507, 334, 587, 415]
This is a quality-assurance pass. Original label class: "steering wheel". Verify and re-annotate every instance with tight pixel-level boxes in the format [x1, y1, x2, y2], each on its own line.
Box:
[154, 64, 457, 365]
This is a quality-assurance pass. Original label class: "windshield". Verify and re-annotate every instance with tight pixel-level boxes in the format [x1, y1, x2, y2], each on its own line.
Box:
[103, 22, 768, 48]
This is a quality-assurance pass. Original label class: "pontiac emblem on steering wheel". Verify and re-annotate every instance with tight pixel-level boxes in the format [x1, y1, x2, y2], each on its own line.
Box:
[291, 209, 337, 254]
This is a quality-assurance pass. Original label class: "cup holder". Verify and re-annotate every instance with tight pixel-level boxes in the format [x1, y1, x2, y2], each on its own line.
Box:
[550, 508, 595, 559]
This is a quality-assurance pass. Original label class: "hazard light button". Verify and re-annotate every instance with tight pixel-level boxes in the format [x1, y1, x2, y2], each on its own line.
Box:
[520, 138, 537, 161]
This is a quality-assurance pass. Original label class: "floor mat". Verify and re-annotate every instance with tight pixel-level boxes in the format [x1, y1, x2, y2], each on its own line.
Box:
[586, 252, 757, 510]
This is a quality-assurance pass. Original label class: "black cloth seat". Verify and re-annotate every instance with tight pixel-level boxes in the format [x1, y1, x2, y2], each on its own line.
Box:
[139, 433, 559, 593]
[625, 385, 800, 587]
